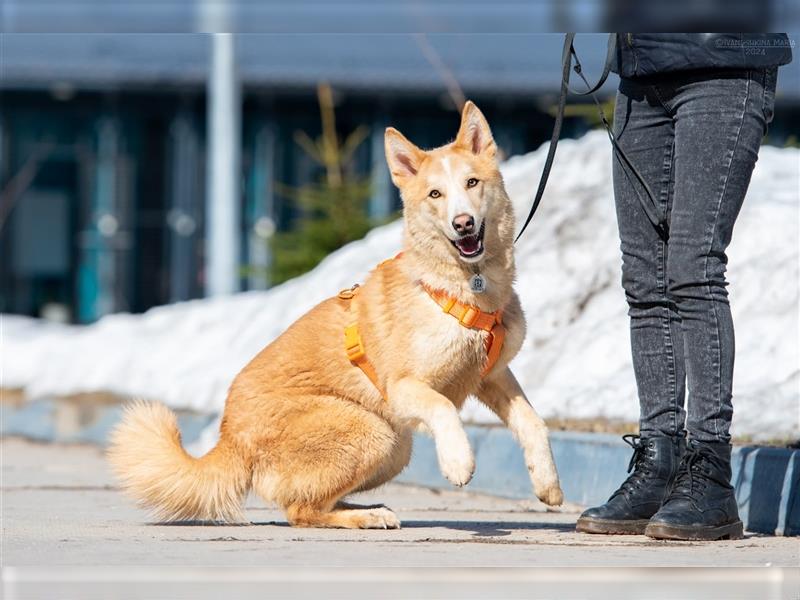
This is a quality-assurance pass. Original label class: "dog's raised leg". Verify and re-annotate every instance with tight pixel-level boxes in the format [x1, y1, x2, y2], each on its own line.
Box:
[478, 368, 563, 506]
[389, 377, 475, 486]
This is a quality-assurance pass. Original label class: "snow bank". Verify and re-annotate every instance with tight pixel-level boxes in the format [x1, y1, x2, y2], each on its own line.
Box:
[3, 131, 798, 441]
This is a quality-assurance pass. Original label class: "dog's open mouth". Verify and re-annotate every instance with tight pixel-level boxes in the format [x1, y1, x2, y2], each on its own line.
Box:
[451, 222, 485, 259]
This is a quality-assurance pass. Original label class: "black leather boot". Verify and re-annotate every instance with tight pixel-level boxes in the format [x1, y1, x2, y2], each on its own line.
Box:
[645, 439, 743, 540]
[576, 434, 685, 535]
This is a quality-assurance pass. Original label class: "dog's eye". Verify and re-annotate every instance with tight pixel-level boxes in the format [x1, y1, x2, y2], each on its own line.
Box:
[429, 189, 441, 198]
[466, 178, 479, 188]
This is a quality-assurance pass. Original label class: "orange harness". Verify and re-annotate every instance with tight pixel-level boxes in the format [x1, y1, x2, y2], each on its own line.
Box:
[339, 259, 506, 399]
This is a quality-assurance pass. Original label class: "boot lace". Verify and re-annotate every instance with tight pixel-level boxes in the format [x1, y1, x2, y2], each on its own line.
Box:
[668, 444, 727, 501]
[610, 434, 654, 499]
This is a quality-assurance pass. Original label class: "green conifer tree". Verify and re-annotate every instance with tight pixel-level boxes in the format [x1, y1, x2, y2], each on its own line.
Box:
[270, 83, 376, 284]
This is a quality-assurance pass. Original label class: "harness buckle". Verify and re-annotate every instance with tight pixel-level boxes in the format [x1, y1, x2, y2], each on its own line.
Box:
[441, 297, 457, 313]
[460, 307, 480, 327]
[344, 323, 366, 361]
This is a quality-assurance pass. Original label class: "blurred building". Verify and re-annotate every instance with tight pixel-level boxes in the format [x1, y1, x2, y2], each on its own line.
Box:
[1, 27, 798, 322]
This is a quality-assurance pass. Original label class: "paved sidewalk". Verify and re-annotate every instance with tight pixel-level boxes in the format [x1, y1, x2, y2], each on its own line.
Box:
[3, 438, 797, 570]
[5, 438, 800, 598]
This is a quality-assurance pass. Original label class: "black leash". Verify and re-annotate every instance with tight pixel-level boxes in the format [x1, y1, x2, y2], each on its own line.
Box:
[515, 33, 668, 243]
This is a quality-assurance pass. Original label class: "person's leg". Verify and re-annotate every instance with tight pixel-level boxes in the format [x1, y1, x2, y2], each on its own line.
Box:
[612, 79, 687, 440]
[663, 69, 775, 444]
[646, 68, 777, 541]
[577, 77, 686, 535]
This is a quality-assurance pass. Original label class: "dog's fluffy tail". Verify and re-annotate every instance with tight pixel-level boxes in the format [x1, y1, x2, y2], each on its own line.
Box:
[107, 401, 250, 523]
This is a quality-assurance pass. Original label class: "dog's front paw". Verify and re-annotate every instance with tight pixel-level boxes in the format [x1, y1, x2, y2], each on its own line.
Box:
[525, 446, 563, 506]
[439, 451, 475, 487]
[432, 417, 474, 487]
[529, 465, 563, 506]
[536, 483, 564, 507]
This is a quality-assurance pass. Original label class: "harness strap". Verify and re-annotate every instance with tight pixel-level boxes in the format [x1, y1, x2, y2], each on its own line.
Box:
[340, 284, 387, 399]
[339, 261, 508, 396]
[422, 286, 506, 377]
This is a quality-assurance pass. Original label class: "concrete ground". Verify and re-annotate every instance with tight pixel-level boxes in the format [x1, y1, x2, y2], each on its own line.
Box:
[2, 438, 798, 598]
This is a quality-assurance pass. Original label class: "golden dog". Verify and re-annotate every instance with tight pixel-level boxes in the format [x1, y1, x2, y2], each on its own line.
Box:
[109, 101, 563, 529]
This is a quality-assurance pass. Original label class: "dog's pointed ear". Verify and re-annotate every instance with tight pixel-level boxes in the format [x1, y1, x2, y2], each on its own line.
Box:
[385, 127, 425, 186]
[455, 101, 496, 157]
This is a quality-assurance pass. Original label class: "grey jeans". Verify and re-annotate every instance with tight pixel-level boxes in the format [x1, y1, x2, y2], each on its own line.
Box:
[613, 68, 777, 443]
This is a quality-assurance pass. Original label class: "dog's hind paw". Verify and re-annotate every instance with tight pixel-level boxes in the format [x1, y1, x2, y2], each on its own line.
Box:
[355, 507, 401, 529]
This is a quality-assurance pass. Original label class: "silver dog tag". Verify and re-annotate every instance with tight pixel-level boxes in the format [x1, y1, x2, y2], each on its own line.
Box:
[469, 274, 486, 294]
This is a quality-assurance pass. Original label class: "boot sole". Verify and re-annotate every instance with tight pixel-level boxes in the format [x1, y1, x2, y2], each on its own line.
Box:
[645, 520, 744, 541]
[576, 517, 650, 535]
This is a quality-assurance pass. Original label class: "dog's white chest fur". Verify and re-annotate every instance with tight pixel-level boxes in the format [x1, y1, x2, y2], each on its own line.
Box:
[409, 301, 489, 389]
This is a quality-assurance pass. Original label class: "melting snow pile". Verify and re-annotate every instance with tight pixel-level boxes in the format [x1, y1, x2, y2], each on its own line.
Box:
[3, 131, 798, 441]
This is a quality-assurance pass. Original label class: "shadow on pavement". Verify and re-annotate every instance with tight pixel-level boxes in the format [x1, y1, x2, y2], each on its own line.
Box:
[400, 520, 576, 537]
[148, 519, 577, 537]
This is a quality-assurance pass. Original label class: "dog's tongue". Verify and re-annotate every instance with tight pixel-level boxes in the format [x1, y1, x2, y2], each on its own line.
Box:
[456, 235, 480, 254]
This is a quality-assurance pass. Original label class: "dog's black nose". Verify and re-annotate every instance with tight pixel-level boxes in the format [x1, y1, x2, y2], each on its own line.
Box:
[452, 214, 475, 235]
